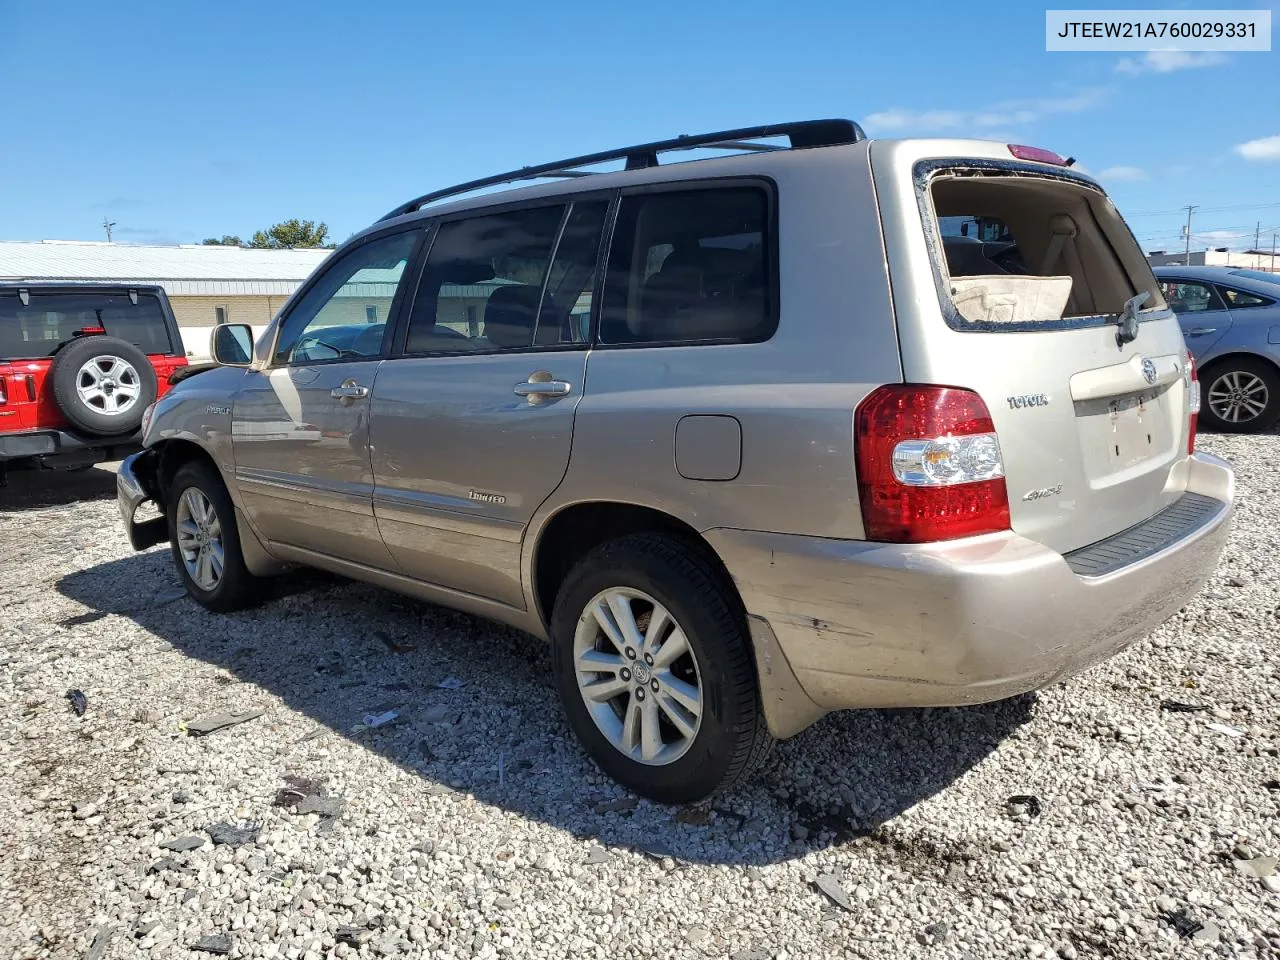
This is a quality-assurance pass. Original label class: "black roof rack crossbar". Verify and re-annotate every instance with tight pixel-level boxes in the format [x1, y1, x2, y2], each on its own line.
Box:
[379, 118, 865, 221]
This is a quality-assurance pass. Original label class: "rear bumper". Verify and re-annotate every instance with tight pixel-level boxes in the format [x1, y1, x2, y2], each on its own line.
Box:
[117, 449, 167, 550]
[0, 428, 141, 464]
[708, 452, 1234, 729]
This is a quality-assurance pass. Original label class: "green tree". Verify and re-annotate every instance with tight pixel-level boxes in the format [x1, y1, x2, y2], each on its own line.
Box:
[201, 235, 243, 246]
[249, 219, 335, 249]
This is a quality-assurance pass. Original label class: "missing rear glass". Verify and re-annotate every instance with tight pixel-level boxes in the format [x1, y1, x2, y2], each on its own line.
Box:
[921, 164, 1164, 331]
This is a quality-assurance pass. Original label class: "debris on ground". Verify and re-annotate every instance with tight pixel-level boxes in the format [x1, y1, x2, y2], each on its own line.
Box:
[813, 873, 855, 912]
[1007, 795, 1042, 818]
[361, 709, 399, 728]
[1159, 699, 1209, 713]
[437, 676, 466, 689]
[584, 845, 613, 865]
[186, 709, 264, 737]
[65, 688, 88, 717]
[374, 629, 418, 653]
[1161, 908, 1204, 939]
[132, 919, 161, 938]
[336, 925, 368, 947]
[1205, 722, 1245, 738]
[83, 925, 112, 960]
[152, 587, 188, 605]
[158, 835, 204, 852]
[192, 933, 233, 955]
[206, 822, 260, 847]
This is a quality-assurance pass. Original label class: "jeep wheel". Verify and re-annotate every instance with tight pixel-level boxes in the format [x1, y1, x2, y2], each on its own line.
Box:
[50, 336, 157, 436]
[166, 460, 264, 612]
[550, 533, 773, 804]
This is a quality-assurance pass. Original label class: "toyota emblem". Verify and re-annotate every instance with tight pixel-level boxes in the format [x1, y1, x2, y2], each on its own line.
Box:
[1141, 358, 1157, 385]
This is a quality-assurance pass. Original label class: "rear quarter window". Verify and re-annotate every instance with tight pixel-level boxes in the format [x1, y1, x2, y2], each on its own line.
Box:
[598, 185, 775, 346]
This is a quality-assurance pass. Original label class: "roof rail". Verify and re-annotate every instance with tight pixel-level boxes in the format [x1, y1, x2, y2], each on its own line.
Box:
[379, 118, 865, 222]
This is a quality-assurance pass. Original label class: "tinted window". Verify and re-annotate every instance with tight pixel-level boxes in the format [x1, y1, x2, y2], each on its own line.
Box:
[0, 291, 173, 358]
[274, 231, 417, 365]
[405, 201, 607, 355]
[1158, 280, 1224, 314]
[599, 187, 773, 345]
[1218, 286, 1273, 309]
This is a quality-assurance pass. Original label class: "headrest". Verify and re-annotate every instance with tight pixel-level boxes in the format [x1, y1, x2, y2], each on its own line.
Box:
[484, 284, 543, 348]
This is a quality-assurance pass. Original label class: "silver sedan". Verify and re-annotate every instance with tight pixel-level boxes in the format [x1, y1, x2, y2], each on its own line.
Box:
[1153, 265, 1280, 432]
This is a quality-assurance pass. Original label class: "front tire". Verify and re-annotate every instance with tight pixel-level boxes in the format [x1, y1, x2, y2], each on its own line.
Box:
[550, 532, 773, 804]
[1200, 357, 1280, 433]
[166, 460, 263, 612]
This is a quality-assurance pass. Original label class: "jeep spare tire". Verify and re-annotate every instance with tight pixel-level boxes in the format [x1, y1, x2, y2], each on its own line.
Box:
[50, 336, 158, 436]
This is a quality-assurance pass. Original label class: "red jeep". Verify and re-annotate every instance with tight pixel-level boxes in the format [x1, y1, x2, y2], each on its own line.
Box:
[1, 284, 188, 482]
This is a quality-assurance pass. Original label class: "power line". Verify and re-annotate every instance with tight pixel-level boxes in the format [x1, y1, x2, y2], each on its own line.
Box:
[1124, 201, 1280, 218]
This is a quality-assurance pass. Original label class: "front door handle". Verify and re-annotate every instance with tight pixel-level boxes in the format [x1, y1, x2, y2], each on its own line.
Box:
[331, 379, 370, 402]
[1186, 327, 1217, 337]
[514, 370, 572, 403]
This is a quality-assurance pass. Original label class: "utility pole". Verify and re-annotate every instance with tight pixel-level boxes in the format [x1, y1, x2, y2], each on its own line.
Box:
[1273, 232, 1277, 274]
[1182, 205, 1197, 266]
[102, 218, 116, 242]
[1255, 221, 1262, 255]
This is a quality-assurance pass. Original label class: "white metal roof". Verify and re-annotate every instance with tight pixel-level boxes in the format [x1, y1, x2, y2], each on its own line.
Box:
[0, 239, 333, 297]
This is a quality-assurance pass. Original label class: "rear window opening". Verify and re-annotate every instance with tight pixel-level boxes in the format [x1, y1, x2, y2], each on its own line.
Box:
[0, 290, 175, 359]
[924, 170, 1163, 328]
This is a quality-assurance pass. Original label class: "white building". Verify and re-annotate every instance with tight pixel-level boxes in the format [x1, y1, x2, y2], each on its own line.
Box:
[1146, 248, 1280, 272]
[0, 240, 332, 359]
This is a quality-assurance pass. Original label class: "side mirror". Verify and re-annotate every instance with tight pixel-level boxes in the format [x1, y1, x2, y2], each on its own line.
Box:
[211, 323, 254, 366]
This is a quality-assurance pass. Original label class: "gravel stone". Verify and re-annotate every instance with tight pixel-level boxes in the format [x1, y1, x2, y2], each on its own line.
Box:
[1, 439, 1278, 960]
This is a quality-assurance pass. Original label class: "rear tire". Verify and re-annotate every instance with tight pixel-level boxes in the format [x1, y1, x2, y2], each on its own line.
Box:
[1199, 357, 1280, 433]
[166, 460, 264, 612]
[549, 532, 773, 804]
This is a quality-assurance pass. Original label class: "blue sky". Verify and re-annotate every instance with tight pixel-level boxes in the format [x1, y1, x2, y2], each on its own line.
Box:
[1, 0, 1276, 254]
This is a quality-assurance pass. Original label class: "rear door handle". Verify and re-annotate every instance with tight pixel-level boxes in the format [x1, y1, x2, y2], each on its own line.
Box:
[331, 379, 370, 401]
[1186, 327, 1217, 337]
[514, 371, 572, 402]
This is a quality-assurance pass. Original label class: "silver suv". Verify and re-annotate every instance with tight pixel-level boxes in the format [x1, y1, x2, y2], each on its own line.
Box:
[117, 120, 1235, 803]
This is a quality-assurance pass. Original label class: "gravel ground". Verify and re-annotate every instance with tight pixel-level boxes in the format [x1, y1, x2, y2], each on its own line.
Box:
[1, 433, 1277, 960]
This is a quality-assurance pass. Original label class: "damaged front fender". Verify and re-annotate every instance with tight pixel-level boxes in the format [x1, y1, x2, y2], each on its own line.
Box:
[117, 448, 167, 551]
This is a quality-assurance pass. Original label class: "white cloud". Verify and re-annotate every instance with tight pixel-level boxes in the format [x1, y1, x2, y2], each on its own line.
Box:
[1235, 135, 1280, 162]
[1197, 230, 1247, 242]
[1115, 51, 1227, 75]
[1097, 165, 1147, 181]
[864, 89, 1106, 137]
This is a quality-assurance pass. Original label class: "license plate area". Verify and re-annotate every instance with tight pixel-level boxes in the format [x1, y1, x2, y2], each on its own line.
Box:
[1107, 391, 1158, 469]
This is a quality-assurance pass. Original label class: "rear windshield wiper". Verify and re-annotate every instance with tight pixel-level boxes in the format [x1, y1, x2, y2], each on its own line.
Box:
[1115, 291, 1149, 347]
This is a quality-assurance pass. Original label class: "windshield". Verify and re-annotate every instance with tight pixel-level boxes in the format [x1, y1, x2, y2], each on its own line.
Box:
[1227, 268, 1280, 286]
[0, 290, 175, 359]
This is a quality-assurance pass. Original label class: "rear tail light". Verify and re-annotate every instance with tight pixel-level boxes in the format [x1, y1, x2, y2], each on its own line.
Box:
[0, 377, 6, 404]
[855, 385, 1011, 543]
[1186, 349, 1199, 454]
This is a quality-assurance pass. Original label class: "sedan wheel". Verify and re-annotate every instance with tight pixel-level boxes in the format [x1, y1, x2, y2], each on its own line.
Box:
[1206, 370, 1269, 425]
[1199, 358, 1280, 433]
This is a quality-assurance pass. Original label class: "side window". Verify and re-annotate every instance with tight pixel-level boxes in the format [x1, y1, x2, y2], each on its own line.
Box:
[1158, 280, 1224, 314]
[405, 202, 605, 355]
[599, 187, 773, 345]
[273, 230, 418, 365]
[1218, 286, 1273, 309]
